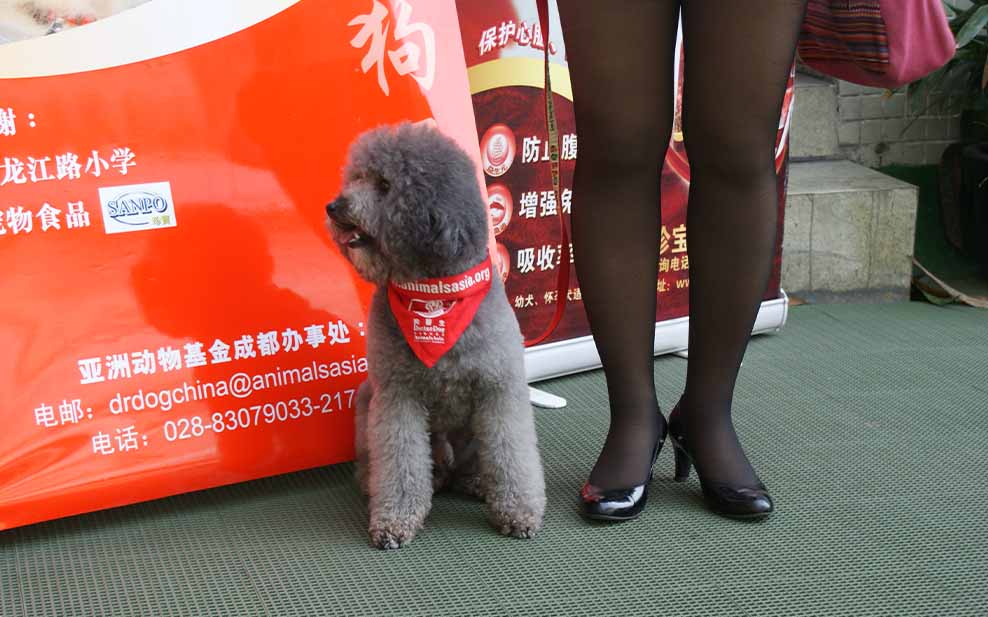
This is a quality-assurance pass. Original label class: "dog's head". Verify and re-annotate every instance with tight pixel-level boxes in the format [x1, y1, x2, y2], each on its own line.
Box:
[326, 123, 489, 286]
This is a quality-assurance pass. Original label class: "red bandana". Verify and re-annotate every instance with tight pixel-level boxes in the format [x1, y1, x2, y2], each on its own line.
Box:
[387, 257, 494, 367]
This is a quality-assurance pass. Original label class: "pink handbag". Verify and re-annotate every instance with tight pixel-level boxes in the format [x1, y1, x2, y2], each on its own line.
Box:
[798, 0, 956, 89]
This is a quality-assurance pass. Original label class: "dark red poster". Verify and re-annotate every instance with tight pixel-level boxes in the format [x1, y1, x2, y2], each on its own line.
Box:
[456, 1, 792, 346]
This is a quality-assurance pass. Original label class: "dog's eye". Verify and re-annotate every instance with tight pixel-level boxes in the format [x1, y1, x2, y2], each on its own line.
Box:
[377, 178, 391, 193]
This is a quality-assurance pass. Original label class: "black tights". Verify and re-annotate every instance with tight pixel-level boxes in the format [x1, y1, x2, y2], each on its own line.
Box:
[557, 0, 807, 489]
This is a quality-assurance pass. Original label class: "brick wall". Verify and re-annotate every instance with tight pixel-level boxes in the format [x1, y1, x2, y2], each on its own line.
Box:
[836, 80, 960, 167]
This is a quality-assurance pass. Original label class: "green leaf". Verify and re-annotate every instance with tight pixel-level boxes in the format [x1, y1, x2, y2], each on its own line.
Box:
[956, 6, 988, 48]
[953, 6, 979, 30]
[916, 285, 957, 306]
[908, 64, 950, 116]
[927, 291, 957, 305]
[943, 1, 958, 20]
[907, 82, 928, 116]
[939, 63, 977, 108]
[947, 63, 975, 87]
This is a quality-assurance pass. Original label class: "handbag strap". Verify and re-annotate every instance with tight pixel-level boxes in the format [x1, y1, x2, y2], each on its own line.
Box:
[524, 0, 571, 347]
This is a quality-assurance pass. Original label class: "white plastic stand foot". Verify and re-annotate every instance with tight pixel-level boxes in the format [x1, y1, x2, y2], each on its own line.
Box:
[529, 387, 568, 409]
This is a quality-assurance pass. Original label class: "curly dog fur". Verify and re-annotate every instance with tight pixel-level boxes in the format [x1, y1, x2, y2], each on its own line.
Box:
[326, 123, 545, 549]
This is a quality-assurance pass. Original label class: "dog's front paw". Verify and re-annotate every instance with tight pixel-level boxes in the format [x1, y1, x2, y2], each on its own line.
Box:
[490, 509, 542, 540]
[368, 521, 420, 550]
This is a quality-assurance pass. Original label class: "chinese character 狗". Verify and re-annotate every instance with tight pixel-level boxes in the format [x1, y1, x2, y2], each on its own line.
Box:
[349, 0, 436, 96]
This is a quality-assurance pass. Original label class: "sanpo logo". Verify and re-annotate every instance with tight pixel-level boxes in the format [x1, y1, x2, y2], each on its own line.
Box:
[106, 192, 170, 225]
[98, 181, 177, 235]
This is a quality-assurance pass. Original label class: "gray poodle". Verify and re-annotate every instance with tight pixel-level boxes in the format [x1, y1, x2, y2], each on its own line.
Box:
[325, 122, 545, 549]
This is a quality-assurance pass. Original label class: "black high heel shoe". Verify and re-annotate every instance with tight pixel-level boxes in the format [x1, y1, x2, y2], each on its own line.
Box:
[580, 418, 668, 521]
[668, 403, 773, 519]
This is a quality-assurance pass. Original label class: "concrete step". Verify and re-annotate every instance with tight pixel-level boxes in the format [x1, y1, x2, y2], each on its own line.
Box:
[790, 72, 840, 160]
[783, 160, 918, 302]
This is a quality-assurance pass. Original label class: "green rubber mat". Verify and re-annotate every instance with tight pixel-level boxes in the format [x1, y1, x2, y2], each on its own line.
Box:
[3, 303, 987, 616]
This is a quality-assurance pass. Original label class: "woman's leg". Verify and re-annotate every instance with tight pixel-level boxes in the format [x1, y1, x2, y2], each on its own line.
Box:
[557, 0, 680, 489]
[678, 0, 807, 487]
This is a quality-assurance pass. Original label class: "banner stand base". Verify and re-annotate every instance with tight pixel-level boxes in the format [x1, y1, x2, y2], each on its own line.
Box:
[525, 291, 790, 386]
[529, 387, 568, 409]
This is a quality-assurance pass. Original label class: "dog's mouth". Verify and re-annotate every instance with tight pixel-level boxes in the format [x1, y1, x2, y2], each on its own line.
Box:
[333, 220, 373, 248]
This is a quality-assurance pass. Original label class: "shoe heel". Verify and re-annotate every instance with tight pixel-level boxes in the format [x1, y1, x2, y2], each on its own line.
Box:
[673, 443, 692, 482]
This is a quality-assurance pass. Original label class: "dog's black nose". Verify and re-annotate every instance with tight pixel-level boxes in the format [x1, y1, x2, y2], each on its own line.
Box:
[326, 198, 344, 217]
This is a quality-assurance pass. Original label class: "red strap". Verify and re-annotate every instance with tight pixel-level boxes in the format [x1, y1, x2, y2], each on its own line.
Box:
[524, 0, 570, 347]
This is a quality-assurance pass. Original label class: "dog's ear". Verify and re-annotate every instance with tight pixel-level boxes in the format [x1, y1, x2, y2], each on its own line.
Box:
[427, 207, 473, 263]
[386, 173, 483, 268]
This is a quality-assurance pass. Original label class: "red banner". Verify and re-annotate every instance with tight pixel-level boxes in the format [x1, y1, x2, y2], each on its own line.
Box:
[456, 0, 793, 344]
[0, 0, 481, 530]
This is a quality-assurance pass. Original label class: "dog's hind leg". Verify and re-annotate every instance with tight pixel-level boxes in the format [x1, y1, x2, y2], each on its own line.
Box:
[354, 381, 372, 496]
[366, 390, 433, 549]
[447, 432, 485, 500]
[431, 432, 455, 493]
[449, 463, 485, 500]
[473, 385, 546, 539]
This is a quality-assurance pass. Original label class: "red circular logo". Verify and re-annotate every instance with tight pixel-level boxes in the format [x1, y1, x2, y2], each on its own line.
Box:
[486, 184, 513, 235]
[495, 242, 511, 282]
[481, 124, 516, 177]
